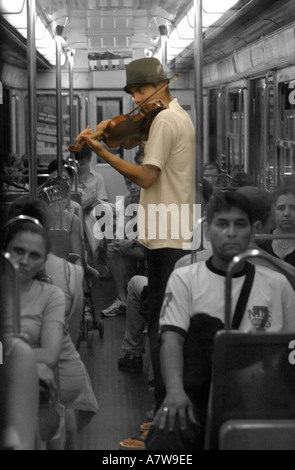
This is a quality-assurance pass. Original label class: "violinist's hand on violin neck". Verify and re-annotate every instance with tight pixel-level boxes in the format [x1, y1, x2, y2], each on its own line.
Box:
[96, 119, 111, 133]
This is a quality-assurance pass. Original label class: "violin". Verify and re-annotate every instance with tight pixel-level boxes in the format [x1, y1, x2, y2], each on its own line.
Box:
[69, 100, 167, 153]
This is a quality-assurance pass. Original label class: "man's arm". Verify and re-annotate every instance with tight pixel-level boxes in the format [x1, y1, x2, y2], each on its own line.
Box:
[153, 331, 197, 431]
[77, 128, 160, 189]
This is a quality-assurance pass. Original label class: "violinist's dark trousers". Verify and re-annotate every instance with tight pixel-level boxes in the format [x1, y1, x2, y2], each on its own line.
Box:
[147, 248, 190, 411]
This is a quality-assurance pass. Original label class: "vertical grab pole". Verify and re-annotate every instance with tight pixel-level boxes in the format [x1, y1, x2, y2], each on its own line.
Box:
[68, 50, 76, 149]
[159, 25, 168, 75]
[194, 0, 204, 207]
[27, 0, 38, 198]
[55, 26, 64, 178]
[193, 0, 204, 254]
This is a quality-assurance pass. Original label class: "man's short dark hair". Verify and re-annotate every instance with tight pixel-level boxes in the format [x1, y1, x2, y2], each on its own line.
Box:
[75, 145, 92, 162]
[238, 186, 273, 226]
[206, 191, 254, 226]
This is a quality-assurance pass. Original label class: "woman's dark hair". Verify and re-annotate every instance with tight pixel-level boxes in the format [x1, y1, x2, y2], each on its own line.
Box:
[206, 191, 254, 226]
[273, 187, 295, 204]
[3, 196, 52, 254]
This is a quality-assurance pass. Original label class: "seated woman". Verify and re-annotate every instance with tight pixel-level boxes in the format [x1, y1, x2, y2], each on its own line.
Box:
[261, 187, 295, 267]
[5, 197, 98, 450]
[2, 207, 66, 447]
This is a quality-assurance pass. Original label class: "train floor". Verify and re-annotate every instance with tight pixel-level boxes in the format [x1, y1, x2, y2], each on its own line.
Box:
[77, 276, 154, 451]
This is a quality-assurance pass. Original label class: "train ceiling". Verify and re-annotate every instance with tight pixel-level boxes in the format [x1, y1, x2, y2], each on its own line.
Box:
[1, 0, 295, 72]
[36, 0, 189, 68]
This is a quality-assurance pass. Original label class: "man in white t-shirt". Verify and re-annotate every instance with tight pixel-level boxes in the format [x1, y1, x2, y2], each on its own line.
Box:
[152, 191, 295, 441]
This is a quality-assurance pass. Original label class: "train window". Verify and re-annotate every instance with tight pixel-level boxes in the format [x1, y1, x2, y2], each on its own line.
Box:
[209, 89, 226, 171]
[277, 81, 295, 184]
[96, 98, 123, 162]
[227, 90, 244, 174]
[0, 88, 11, 157]
[279, 82, 295, 141]
[266, 85, 275, 191]
[35, 94, 81, 167]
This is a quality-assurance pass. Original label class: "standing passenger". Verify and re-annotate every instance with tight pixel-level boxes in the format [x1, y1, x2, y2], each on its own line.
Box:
[76, 58, 195, 411]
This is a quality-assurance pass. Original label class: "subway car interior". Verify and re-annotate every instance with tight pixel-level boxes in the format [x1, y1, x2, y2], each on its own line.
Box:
[1, 0, 295, 451]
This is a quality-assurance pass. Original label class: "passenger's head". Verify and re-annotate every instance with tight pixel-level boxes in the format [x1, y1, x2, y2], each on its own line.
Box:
[205, 191, 253, 263]
[75, 145, 93, 167]
[124, 58, 171, 105]
[4, 197, 52, 281]
[47, 159, 68, 175]
[202, 178, 214, 208]
[203, 161, 221, 186]
[238, 186, 275, 240]
[124, 177, 141, 201]
[273, 187, 295, 233]
[231, 172, 254, 188]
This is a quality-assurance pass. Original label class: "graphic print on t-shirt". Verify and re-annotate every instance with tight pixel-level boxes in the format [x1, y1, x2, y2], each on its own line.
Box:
[248, 306, 272, 331]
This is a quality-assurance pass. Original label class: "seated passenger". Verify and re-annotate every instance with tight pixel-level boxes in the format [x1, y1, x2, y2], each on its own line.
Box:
[2, 206, 66, 447]
[203, 161, 222, 188]
[47, 159, 84, 228]
[261, 187, 295, 267]
[238, 186, 295, 288]
[39, 176, 84, 266]
[5, 197, 98, 450]
[101, 178, 146, 317]
[1, 153, 29, 191]
[74, 145, 108, 269]
[231, 171, 254, 188]
[148, 191, 295, 450]
[117, 275, 148, 374]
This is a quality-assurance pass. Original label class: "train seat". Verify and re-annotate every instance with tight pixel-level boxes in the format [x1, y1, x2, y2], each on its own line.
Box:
[219, 420, 295, 450]
[205, 331, 295, 450]
[50, 228, 71, 261]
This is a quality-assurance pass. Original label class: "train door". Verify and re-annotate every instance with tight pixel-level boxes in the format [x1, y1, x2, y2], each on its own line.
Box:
[277, 79, 295, 186]
[226, 89, 244, 175]
[88, 91, 128, 202]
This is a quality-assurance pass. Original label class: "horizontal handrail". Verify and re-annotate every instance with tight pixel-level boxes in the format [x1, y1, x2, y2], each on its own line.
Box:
[225, 249, 295, 331]
[255, 233, 295, 240]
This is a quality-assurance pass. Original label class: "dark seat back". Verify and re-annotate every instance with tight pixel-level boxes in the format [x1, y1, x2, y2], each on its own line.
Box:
[205, 331, 295, 450]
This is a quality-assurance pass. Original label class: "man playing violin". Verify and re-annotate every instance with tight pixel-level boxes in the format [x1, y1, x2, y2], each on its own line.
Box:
[76, 57, 195, 412]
